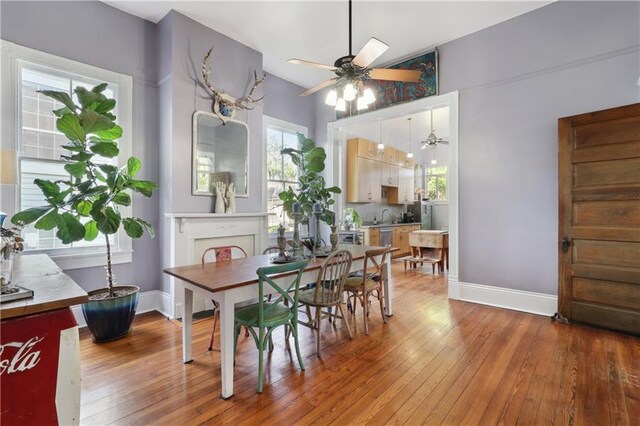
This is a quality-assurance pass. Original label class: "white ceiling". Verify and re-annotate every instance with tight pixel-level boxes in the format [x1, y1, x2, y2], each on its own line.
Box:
[103, 0, 551, 89]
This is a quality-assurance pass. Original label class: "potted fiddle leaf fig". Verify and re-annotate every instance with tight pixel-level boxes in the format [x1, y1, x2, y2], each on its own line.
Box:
[278, 133, 341, 226]
[11, 83, 157, 343]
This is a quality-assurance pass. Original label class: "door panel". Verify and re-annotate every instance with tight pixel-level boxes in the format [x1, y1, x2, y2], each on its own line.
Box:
[558, 103, 640, 335]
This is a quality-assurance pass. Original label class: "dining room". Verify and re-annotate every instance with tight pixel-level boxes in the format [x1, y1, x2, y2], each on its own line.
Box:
[1, 0, 639, 424]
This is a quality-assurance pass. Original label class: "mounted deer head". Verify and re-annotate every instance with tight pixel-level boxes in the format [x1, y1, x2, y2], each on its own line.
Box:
[202, 46, 266, 123]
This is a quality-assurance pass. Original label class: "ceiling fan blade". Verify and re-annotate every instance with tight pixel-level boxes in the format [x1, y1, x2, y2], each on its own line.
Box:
[288, 58, 337, 71]
[352, 37, 389, 68]
[439, 139, 450, 145]
[299, 78, 338, 97]
[369, 68, 421, 83]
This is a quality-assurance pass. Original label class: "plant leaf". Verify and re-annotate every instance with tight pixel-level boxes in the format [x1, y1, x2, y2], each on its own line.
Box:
[11, 206, 51, 225]
[90, 141, 119, 157]
[327, 186, 341, 193]
[112, 192, 131, 206]
[306, 157, 325, 173]
[93, 125, 122, 141]
[128, 180, 157, 197]
[64, 162, 86, 177]
[57, 113, 85, 142]
[127, 157, 141, 177]
[96, 206, 121, 235]
[94, 99, 116, 114]
[56, 212, 86, 244]
[133, 218, 155, 238]
[80, 109, 114, 134]
[84, 220, 99, 241]
[74, 87, 101, 109]
[34, 209, 60, 230]
[92, 83, 108, 93]
[39, 90, 77, 112]
[34, 179, 60, 198]
[76, 200, 93, 216]
[123, 218, 143, 238]
[53, 106, 72, 118]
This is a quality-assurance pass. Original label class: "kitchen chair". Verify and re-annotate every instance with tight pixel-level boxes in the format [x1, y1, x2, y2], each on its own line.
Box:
[262, 246, 281, 255]
[234, 260, 309, 393]
[201, 245, 249, 351]
[343, 246, 391, 335]
[298, 250, 353, 357]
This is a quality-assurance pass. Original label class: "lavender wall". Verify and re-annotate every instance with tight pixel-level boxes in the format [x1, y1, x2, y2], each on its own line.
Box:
[437, 0, 639, 294]
[264, 73, 316, 139]
[0, 1, 161, 293]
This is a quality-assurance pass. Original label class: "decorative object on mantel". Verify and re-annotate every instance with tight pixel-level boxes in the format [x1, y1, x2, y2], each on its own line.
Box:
[0, 218, 30, 303]
[201, 46, 266, 123]
[330, 225, 339, 251]
[10, 82, 158, 343]
[213, 181, 237, 213]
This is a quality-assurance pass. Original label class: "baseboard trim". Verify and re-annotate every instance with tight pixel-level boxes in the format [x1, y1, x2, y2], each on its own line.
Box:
[452, 280, 557, 317]
[71, 290, 172, 328]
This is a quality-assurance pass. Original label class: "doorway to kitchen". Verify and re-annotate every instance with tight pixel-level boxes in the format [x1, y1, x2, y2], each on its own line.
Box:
[326, 91, 459, 298]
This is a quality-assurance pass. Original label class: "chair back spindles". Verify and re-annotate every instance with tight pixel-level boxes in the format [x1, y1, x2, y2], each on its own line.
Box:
[201, 245, 248, 264]
[314, 250, 353, 305]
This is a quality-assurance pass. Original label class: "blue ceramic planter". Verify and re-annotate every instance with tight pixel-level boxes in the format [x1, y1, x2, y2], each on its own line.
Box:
[81, 286, 139, 343]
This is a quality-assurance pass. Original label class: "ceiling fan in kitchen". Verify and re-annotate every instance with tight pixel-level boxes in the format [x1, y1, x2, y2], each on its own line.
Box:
[421, 109, 449, 149]
[288, 0, 421, 112]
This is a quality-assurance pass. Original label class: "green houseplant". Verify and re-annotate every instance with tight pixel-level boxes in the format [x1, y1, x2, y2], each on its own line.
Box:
[278, 134, 341, 226]
[343, 207, 362, 229]
[11, 83, 157, 342]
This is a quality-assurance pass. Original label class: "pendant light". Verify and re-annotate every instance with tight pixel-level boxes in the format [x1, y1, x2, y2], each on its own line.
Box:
[406, 117, 414, 160]
[377, 120, 385, 154]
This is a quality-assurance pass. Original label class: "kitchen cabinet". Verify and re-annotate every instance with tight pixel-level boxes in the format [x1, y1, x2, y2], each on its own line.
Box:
[368, 228, 380, 246]
[355, 157, 381, 202]
[382, 146, 397, 164]
[390, 224, 420, 257]
[381, 162, 399, 187]
[354, 137, 379, 160]
[397, 166, 415, 204]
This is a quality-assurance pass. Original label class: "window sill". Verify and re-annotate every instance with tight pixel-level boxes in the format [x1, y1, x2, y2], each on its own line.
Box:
[50, 250, 133, 271]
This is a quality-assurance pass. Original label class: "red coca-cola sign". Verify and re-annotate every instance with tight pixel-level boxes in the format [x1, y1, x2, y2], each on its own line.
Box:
[1, 308, 77, 425]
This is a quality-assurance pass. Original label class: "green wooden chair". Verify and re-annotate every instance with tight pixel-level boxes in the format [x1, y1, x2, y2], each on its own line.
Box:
[234, 260, 309, 393]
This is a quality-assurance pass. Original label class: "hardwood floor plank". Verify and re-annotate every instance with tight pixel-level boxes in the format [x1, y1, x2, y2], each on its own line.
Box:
[74, 262, 640, 425]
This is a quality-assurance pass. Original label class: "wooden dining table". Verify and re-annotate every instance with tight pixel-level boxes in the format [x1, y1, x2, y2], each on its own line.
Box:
[163, 244, 395, 399]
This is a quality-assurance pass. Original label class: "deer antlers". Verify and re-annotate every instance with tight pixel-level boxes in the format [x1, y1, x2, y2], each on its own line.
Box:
[202, 46, 266, 122]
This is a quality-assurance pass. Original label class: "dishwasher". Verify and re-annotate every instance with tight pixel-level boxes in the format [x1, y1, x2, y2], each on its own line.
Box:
[379, 228, 393, 247]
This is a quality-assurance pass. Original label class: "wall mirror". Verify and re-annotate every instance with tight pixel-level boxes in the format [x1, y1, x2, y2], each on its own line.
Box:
[192, 111, 249, 197]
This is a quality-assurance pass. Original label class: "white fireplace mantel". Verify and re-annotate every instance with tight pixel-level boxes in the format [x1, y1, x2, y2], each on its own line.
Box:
[163, 212, 270, 318]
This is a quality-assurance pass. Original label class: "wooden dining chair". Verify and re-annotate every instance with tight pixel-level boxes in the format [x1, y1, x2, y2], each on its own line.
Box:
[343, 246, 391, 335]
[298, 250, 353, 357]
[201, 245, 248, 351]
[262, 246, 280, 255]
[234, 260, 309, 393]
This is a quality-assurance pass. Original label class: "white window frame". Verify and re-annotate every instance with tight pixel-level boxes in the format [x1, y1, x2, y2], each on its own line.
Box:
[262, 116, 307, 235]
[1, 40, 134, 270]
[425, 163, 449, 204]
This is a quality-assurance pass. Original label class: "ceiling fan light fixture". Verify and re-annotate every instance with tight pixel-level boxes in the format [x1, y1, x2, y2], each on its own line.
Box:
[343, 83, 357, 101]
[325, 89, 338, 106]
[356, 96, 368, 111]
[335, 97, 347, 112]
[363, 87, 375, 104]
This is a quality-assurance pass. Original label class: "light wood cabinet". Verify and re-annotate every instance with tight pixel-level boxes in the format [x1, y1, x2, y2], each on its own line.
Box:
[397, 166, 415, 204]
[353, 156, 381, 202]
[347, 138, 413, 203]
[369, 228, 380, 246]
[390, 224, 420, 257]
[381, 162, 399, 187]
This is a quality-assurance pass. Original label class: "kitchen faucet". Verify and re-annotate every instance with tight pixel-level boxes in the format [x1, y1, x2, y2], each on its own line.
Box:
[381, 209, 391, 224]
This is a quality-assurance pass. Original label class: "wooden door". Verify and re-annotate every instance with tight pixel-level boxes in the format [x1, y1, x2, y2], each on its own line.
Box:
[558, 103, 640, 335]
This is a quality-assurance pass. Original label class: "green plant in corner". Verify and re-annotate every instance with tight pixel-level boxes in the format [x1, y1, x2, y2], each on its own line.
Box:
[278, 133, 341, 226]
[11, 83, 157, 299]
[343, 208, 362, 229]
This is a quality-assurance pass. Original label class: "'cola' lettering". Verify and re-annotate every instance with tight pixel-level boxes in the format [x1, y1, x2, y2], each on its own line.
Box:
[0, 336, 44, 375]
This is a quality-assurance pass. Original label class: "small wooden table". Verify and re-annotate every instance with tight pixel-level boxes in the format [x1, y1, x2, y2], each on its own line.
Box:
[1, 254, 88, 425]
[408, 230, 449, 272]
[164, 245, 395, 399]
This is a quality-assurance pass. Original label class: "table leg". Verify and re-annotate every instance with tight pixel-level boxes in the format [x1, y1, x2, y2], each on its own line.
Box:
[219, 293, 235, 399]
[182, 286, 193, 364]
[384, 255, 393, 316]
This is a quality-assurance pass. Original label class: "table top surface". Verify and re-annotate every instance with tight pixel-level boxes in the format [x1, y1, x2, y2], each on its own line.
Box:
[1, 254, 88, 320]
[164, 245, 395, 294]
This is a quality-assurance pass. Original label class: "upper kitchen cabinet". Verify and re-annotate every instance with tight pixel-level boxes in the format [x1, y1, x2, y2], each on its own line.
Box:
[347, 138, 413, 203]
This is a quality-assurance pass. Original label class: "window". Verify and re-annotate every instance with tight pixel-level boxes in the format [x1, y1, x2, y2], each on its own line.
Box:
[1, 40, 133, 269]
[426, 165, 448, 202]
[263, 116, 307, 234]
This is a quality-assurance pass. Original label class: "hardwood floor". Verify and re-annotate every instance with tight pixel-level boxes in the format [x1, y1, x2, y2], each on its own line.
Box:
[78, 261, 640, 425]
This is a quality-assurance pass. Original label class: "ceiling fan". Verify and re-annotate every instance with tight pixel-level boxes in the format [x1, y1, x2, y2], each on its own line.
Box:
[421, 109, 449, 149]
[288, 0, 421, 104]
